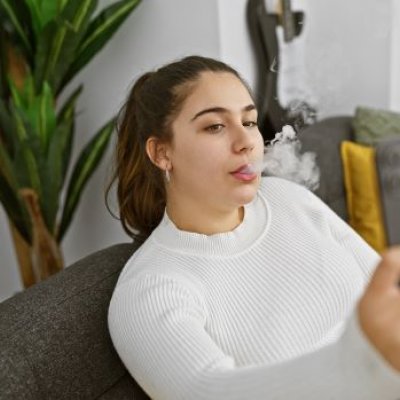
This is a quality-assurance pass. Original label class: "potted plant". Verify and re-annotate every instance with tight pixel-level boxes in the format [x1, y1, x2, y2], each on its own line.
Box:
[0, 0, 141, 288]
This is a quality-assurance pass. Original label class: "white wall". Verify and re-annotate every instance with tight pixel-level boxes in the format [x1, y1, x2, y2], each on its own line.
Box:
[216, 0, 392, 120]
[304, 0, 391, 118]
[217, 0, 258, 92]
[0, 0, 396, 301]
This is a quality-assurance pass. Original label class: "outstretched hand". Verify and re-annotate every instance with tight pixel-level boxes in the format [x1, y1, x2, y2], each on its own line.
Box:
[358, 247, 400, 372]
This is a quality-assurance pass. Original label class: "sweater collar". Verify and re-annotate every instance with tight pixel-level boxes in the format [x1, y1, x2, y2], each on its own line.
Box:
[151, 192, 269, 257]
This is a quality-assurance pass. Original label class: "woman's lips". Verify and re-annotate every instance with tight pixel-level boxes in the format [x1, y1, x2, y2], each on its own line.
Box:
[231, 171, 257, 182]
[230, 164, 258, 182]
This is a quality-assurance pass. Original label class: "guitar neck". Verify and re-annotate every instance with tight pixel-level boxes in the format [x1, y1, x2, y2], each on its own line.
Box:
[281, 0, 296, 42]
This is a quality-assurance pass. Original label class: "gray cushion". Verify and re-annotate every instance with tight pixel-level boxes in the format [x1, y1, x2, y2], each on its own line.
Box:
[375, 137, 400, 246]
[298, 116, 354, 221]
[0, 242, 150, 400]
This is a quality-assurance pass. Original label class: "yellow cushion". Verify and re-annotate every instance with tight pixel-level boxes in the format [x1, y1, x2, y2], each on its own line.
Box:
[341, 141, 387, 252]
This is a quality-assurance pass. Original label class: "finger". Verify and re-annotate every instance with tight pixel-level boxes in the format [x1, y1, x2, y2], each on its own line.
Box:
[368, 247, 400, 293]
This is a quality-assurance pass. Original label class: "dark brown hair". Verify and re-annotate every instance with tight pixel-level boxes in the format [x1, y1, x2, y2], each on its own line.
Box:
[105, 55, 251, 244]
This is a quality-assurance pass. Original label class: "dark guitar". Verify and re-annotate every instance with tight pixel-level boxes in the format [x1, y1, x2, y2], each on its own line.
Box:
[247, 0, 304, 141]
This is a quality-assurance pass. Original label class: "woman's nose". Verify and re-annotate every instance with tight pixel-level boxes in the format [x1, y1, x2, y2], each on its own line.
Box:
[232, 125, 255, 153]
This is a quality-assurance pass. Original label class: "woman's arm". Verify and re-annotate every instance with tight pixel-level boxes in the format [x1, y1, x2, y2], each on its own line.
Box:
[108, 272, 400, 400]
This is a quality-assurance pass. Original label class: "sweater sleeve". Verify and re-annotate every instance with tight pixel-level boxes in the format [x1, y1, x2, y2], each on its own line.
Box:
[108, 272, 400, 400]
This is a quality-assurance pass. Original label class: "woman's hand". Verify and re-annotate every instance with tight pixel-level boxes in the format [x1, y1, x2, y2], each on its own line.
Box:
[358, 247, 400, 372]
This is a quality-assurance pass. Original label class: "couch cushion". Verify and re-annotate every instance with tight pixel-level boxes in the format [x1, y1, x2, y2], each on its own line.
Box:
[352, 106, 400, 145]
[0, 242, 150, 400]
[96, 374, 149, 399]
[0, 345, 41, 399]
[298, 116, 354, 221]
[375, 136, 400, 246]
[341, 140, 387, 252]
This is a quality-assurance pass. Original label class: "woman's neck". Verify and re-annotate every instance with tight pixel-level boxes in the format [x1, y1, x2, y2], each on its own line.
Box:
[165, 201, 244, 236]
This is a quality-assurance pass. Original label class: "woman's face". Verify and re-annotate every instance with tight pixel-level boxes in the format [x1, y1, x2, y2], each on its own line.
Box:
[166, 71, 265, 212]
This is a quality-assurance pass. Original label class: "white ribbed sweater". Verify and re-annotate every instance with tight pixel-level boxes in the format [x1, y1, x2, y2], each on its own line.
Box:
[108, 177, 400, 399]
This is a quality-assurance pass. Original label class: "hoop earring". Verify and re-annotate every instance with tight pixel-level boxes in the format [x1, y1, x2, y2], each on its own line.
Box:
[165, 169, 171, 183]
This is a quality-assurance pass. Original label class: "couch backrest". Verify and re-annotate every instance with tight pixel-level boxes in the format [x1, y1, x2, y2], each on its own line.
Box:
[298, 116, 354, 221]
[0, 242, 150, 400]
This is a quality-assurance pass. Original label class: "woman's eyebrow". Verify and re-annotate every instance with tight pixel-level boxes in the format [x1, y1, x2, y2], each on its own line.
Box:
[190, 104, 256, 122]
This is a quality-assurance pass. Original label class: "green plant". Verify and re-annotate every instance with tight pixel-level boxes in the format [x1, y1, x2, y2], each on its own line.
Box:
[0, 0, 141, 286]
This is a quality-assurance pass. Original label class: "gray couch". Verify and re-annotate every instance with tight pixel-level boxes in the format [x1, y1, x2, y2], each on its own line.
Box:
[0, 116, 354, 399]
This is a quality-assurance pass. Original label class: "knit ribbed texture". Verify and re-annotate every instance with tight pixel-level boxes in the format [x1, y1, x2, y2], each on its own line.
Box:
[108, 177, 400, 400]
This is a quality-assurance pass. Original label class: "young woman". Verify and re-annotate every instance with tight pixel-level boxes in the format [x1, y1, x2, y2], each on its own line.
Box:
[107, 55, 400, 399]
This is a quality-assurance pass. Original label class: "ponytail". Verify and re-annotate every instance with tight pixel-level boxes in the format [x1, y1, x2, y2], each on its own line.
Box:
[105, 72, 166, 244]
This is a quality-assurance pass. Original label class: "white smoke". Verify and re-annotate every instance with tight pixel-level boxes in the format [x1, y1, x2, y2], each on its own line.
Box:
[256, 125, 320, 191]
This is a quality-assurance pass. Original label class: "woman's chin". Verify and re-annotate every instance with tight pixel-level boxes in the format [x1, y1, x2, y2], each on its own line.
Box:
[233, 184, 259, 204]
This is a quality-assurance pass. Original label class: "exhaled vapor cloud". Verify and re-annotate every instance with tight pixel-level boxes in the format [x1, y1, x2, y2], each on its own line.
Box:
[255, 125, 320, 191]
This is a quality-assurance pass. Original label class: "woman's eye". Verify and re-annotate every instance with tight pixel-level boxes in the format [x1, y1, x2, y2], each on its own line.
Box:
[205, 124, 224, 133]
[243, 121, 258, 127]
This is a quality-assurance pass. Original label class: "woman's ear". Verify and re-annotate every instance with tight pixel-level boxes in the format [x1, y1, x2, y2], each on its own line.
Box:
[145, 136, 171, 170]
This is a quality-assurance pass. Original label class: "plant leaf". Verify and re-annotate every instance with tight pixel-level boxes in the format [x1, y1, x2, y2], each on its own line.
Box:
[0, 136, 32, 244]
[9, 77, 57, 153]
[23, 0, 41, 38]
[9, 74, 56, 153]
[21, 73, 34, 107]
[57, 117, 115, 241]
[0, 26, 9, 99]
[24, 0, 60, 36]
[13, 109, 52, 229]
[34, 0, 97, 93]
[42, 117, 72, 233]
[8, 76, 23, 108]
[0, 0, 32, 54]
[11, 107, 42, 196]
[57, 84, 83, 180]
[57, 84, 83, 122]
[38, 81, 56, 152]
[62, 0, 141, 88]
[0, 136, 17, 188]
[0, 172, 31, 243]
[0, 97, 15, 155]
